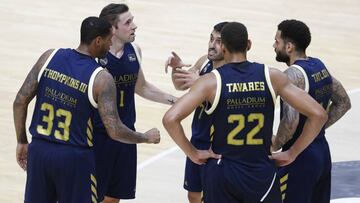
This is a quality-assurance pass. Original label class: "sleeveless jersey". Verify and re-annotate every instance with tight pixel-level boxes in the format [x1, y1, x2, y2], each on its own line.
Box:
[206, 61, 277, 166]
[93, 43, 140, 132]
[29, 48, 102, 148]
[191, 60, 213, 145]
[282, 57, 333, 150]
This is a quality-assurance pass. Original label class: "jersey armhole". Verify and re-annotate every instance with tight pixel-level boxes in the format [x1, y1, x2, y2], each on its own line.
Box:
[264, 65, 277, 105]
[88, 67, 104, 108]
[37, 48, 59, 82]
[205, 69, 221, 115]
[131, 43, 142, 68]
[199, 59, 210, 73]
[290, 64, 309, 93]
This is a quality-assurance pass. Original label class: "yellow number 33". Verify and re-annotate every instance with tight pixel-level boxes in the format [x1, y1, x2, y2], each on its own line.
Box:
[36, 102, 72, 141]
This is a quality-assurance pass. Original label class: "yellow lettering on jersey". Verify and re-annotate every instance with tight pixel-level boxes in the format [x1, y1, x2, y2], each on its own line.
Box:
[311, 69, 330, 83]
[43, 68, 86, 94]
[226, 82, 265, 93]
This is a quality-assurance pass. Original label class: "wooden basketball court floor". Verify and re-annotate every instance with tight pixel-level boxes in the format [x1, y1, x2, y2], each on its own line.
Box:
[0, 0, 359, 202]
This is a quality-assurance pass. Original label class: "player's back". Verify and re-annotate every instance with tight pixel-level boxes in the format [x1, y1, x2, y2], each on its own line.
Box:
[203, 61, 280, 202]
[207, 61, 276, 166]
[29, 48, 102, 148]
[282, 57, 333, 150]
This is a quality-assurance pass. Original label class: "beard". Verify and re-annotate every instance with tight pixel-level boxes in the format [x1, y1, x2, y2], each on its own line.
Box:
[208, 49, 224, 61]
[275, 51, 290, 63]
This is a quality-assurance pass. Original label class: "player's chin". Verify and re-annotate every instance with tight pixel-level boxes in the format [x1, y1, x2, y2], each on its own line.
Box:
[129, 35, 136, 42]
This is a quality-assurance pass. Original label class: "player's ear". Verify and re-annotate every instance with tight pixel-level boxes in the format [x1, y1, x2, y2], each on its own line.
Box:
[285, 41, 295, 54]
[247, 39, 252, 51]
[220, 43, 226, 54]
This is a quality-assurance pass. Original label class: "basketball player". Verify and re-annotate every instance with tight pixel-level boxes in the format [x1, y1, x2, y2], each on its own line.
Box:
[13, 17, 160, 203]
[163, 22, 328, 203]
[272, 19, 351, 203]
[94, 4, 177, 203]
[165, 22, 228, 203]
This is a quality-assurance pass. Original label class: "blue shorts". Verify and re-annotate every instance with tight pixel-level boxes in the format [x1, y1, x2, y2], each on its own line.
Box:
[183, 139, 210, 192]
[94, 132, 137, 201]
[203, 158, 281, 203]
[25, 138, 96, 203]
[278, 137, 331, 203]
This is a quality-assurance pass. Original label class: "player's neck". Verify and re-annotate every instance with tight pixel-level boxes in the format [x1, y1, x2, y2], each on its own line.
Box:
[225, 53, 247, 64]
[76, 45, 93, 58]
[289, 52, 308, 66]
[110, 37, 126, 58]
[212, 60, 226, 69]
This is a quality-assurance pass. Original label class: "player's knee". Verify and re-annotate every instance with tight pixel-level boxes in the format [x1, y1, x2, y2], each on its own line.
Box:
[187, 191, 201, 203]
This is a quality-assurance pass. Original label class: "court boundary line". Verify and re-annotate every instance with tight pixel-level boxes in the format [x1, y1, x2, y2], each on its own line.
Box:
[137, 88, 360, 171]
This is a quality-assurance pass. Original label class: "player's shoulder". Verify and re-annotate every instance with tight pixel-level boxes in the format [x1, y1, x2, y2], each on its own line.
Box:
[192, 55, 209, 71]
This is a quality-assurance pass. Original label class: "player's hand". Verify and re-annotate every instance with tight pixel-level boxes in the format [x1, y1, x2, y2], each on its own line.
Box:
[16, 143, 28, 171]
[144, 128, 161, 144]
[190, 148, 221, 165]
[165, 51, 191, 73]
[269, 150, 296, 167]
[173, 68, 200, 90]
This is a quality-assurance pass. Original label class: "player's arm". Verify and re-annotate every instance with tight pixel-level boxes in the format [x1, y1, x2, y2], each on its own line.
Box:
[162, 73, 220, 165]
[168, 53, 207, 90]
[13, 49, 54, 170]
[270, 68, 328, 166]
[135, 67, 177, 105]
[272, 67, 304, 150]
[324, 76, 351, 129]
[132, 45, 177, 105]
[94, 70, 160, 144]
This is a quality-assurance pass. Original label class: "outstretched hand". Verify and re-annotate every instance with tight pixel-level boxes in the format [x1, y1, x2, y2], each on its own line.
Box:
[173, 68, 200, 90]
[165, 51, 191, 73]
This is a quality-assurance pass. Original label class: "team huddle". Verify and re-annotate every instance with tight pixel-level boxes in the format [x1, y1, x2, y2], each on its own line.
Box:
[13, 3, 351, 203]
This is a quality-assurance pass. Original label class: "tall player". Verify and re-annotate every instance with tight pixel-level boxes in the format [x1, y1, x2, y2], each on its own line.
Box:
[165, 22, 228, 203]
[272, 19, 351, 203]
[13, 17, 160, 203]
[163, 22, 328, 203]
[94, 4, 177, 203]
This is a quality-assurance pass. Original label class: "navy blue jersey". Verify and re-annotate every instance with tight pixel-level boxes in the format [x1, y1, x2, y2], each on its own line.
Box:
[29, 48, 102, 148]
[191, 59, 213, 146]
[93, 43, 140, 132]
[282, 57, 333, 150]
[206, 61, 276, 166]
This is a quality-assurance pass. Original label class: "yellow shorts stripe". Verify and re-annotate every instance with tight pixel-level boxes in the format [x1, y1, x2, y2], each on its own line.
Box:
[91, 174, 97, 186]
[280, 173, 289, 184]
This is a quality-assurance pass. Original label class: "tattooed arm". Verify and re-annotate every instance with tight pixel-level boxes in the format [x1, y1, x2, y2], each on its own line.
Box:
[273, 66, 304, 150]
[324, 77, 351, 129]
[94, 70, 160, 144]
[13, 49, 54, 170]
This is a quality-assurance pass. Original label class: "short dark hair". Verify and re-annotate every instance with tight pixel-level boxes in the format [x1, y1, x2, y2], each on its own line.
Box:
[221, 22, 248, 53]
[99, 3, 129, 26]
[213, 22, 229, 33]
[80, 16, 112, 45]
[277, 19, 311, 52]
